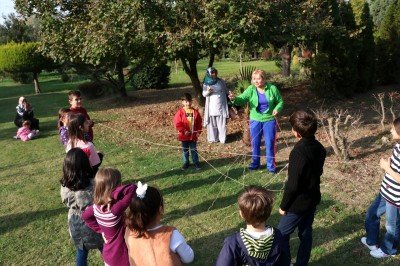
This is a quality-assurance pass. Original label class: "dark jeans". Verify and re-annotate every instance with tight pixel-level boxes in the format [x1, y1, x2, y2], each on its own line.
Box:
[76, 247, 102, 266]
[278, 208, 316, 266]
[181, 141, 199, 165]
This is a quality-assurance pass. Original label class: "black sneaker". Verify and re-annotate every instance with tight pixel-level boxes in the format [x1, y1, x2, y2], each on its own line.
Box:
[194, 163, 201, 170]
[181, 163, 189, 170]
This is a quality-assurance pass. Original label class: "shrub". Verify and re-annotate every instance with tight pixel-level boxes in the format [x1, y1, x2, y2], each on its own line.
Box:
[130, 62, 170, 90]
[77, 80, 113, 99]
[11, 72, 32, 84]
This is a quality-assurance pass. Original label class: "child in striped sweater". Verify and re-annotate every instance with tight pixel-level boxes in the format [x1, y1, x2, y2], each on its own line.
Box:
[82, 168, 137, 266]
[362, 117, 400, 259]
[216, 186, 283, 266]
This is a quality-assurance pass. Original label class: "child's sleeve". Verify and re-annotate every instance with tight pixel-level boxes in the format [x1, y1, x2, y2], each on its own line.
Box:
[170, 229, 194, 264]
[280, 150, 305, 211]
[82, 205, 102, 233]
[110, 184, 136, 216]
[173, 110, 185, 133]
[215, 235, 240, 266]
[195, 110, 202, 134]
[16, 128, 23, 138]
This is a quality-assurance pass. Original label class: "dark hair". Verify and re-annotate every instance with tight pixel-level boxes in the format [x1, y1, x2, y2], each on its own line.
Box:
[238, 186, 274, 226]
[60, 148, 93, 191]
[68, 113, 86, 148]
[22, 120, 31, 127]
[68, 90, 81, 100]
[126, 186, 164, 237]
[181, 93, 192, 102]
[289, 110, 318, 138]
[393, 117, 400, 135]
[93, 167, 122, 205]
[58, 108, 70, 129]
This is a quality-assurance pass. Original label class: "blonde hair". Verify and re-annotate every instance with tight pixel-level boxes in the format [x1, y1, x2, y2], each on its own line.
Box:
[93, 167, 122, 205]
[252, 69, 267, 82]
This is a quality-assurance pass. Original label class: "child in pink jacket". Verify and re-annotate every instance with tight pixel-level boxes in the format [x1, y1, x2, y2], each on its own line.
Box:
[15, 120, 39, 141]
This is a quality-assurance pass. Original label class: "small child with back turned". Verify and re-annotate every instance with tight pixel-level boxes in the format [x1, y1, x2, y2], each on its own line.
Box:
[15, 120, 39, 141]
[68, 90, 94, 142]
[82, 168, 136, 266]
[216, 186, 283, 266]
[361, 117, 400, 259]
[277, 110, 326, 266]
[125, 182, 194, 265]
[173, 93, 203, 170]
[58, 108, 70, 147]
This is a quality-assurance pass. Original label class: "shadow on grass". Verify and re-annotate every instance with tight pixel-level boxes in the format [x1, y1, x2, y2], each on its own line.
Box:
[0, 207, 65, 235]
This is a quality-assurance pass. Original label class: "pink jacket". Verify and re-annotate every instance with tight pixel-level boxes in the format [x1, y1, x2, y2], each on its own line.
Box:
[17, 127, 31, 141]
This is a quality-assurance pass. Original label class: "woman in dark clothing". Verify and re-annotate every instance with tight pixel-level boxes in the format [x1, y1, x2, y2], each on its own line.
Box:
[14, 96, 39, 130]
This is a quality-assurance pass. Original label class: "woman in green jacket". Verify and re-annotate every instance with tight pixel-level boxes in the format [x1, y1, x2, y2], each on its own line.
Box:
[229, 69, 284, 173]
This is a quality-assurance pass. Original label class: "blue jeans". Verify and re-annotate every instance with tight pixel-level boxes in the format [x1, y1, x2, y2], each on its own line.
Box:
[181, 141, 199, 164]
[76, 247, 102, 266]
[278, 209, 316, 266]
[249, 119, 277, 172]
[365, 194, 400, 255]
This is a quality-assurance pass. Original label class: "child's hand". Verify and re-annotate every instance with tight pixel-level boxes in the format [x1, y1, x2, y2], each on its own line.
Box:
[272, 110, 278, 116]
[380, 157, 390, 171]
[279, 208, 286, 216]
[185, 131, 191, 136]
[228, 91, 235, 101]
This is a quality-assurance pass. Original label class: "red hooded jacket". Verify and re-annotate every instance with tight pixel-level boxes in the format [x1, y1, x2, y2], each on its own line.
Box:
[173, 107, 202, 142]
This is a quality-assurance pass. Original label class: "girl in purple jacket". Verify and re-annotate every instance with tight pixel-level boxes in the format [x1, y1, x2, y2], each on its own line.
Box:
[82, 168, 136, 266]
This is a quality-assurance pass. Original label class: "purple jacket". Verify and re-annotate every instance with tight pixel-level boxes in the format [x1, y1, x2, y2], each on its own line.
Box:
[82, 184, 136, 266]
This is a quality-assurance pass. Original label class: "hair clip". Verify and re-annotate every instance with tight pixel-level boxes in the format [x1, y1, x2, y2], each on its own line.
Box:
[136, 181, 148, 199]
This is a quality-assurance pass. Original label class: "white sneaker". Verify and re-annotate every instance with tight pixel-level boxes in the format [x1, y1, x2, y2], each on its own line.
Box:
[13, 135, 18, 139]
[370, 248, 395, 258]
[361, 237, 378, 251]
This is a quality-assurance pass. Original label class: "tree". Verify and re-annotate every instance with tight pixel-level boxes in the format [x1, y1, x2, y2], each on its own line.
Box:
[368, 0, 397, 27]
[15, 0, 153, 97]
[0, 42, 54, 93]
[0, 13, 39, 44]
[357, 2, 375, 91]
[148, 0, 272, 105]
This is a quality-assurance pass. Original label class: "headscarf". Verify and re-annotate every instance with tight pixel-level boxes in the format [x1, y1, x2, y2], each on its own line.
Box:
[203, 67, 218, 86]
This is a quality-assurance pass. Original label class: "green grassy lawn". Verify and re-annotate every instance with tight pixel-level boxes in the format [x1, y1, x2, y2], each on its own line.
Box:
[0, 72, 397, 265]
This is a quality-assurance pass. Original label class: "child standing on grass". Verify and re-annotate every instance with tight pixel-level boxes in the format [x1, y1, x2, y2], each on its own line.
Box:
[58, 108, 70, 148]
[173, 93, 203, 170]
[361, 117, 400, 259]
[60, 148, 103, 266]
[68, 90, 94, 142]
[125, 182, 194, 265]
[82, 168, 137, 266]
[15, 120, 39, 141]
[277, 110, 326, 266]
[66, 113, 102, 174]
[215, 185, 283, 265]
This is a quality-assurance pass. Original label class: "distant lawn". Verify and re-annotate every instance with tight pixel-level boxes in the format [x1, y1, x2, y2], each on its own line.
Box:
[169, 59, 283, 86]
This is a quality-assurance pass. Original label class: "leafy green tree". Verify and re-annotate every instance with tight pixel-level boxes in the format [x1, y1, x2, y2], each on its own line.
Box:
[0, 13, 39, 44]
[0, 42, 53, 93]
[15, 0, 153, 97]
[351, 0, 367, 24]
[368, 0, 397, 27]
[375, 1, 400, 84]
[148, 0, 272, 105]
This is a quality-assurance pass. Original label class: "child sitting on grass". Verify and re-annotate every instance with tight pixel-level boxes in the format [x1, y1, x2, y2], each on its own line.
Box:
[125, 182, 194, 265]
[15, 120, 39, 141]
[173, 93, 202, 170]
[216, 185, 283, 265]
[362, 117, 400, 259]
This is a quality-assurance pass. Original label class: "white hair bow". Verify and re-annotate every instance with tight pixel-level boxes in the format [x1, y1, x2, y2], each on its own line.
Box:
[136, 181, 148, 199]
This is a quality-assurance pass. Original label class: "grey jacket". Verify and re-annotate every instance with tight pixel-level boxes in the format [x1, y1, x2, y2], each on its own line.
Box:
[202, 79, 229, 127]
[60, 181, 103, 250]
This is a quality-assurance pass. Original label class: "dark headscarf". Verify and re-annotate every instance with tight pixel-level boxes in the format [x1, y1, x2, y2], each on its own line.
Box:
[203, 67, 219, 86]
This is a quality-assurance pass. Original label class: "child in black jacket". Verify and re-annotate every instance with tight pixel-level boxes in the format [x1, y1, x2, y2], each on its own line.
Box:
[278, 110, 326, 266]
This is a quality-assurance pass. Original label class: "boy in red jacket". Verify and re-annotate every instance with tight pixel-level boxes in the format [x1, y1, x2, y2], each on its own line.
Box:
[173, 93, 202, 170]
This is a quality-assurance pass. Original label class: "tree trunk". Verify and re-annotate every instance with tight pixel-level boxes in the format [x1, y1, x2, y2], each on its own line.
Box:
[33, 72, 41, 94]
[116, 58, 127, 97]
[281, 44, 292, 77]
[208, 51, 215, 68]
[242, 104, 251, 146]
[180, 56, 204, 106]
